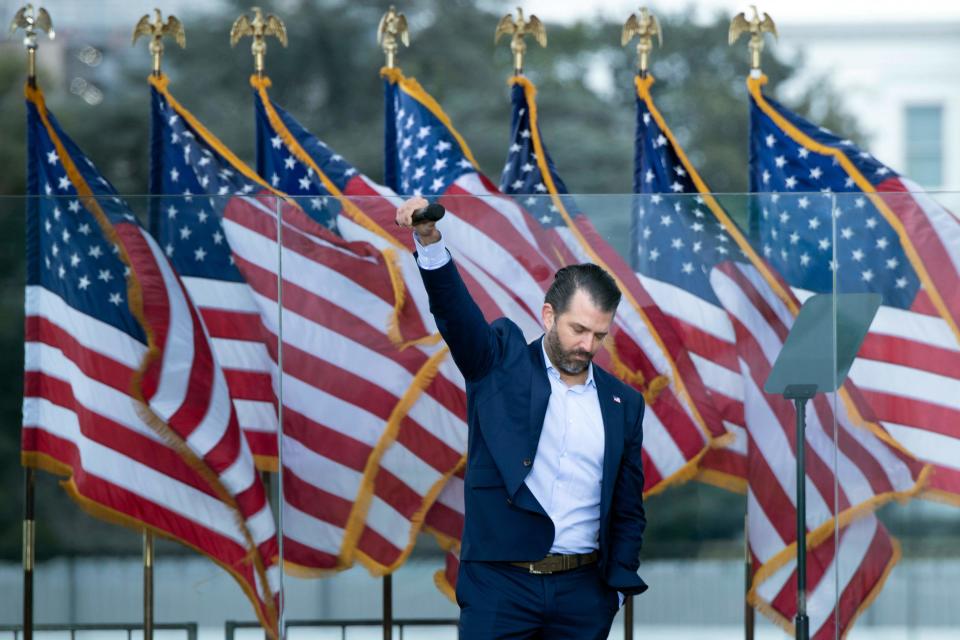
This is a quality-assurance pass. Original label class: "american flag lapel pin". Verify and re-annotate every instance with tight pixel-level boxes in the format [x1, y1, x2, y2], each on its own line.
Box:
[613, 395, 621, 404]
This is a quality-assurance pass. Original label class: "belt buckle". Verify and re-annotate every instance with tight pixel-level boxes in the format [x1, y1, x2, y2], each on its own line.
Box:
[528, 562, 549, 575]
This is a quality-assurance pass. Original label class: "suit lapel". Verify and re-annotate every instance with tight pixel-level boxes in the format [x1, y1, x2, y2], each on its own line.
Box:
[497, 339, 550, 504]
[502, 338, 550, 515]
[595, 368, 624, 522]
[528, 338, 551, 453]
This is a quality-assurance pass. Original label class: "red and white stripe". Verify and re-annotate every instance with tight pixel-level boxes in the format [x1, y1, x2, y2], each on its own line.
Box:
[23, 280, 280, 628]
[849, 302, 960, 496]
[752, 512, 897, 639]
[125, 227, 272, 513]
[636, 272, 749, 487]
[849, 177, 960, 499]
[878, 177, 960, 327]
[632, 84, 932, 633]
[709, 260, 925, 637]
[182, 277, 278, 464]
[630, 216, 921, 638]
[122, 222, 280, 618]
[214, 194, 473, 572]
[376, 74, 734, 595]
[170, 92, 538, 576]
[423, 471, 465, 598]
[25, 85, 280, 629]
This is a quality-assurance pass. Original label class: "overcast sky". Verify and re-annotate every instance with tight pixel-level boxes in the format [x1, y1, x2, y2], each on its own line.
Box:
[520, 0, 960, 25]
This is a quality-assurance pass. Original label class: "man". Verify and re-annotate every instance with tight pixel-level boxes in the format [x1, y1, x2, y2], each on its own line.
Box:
[396, 197, 647, 639]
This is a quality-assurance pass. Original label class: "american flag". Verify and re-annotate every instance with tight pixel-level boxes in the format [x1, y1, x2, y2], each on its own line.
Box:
[389, 69, 728, 492]
[22, 84, 280, 633]
[748, 74, 960, 503]
[251, 75, 474, 574]
[148, 73, 464, 576]
[633, 73, 927, 637]
[148, 75, 278, 466]
[385, 69, 731, 597]
[382, 67, 575, 595]
[499, 75, 729, 491]
[252, 73, 552, 586]
[630, 75, 751, 490]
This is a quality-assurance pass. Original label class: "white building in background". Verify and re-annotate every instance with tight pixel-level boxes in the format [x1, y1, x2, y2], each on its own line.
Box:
[777, 21, 960, 191]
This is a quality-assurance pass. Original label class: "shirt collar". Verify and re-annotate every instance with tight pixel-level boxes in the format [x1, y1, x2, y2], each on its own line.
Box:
[541, 336, 595, 389]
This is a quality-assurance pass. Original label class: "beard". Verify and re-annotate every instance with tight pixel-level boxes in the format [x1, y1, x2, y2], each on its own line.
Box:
[544, 324, 594, 376]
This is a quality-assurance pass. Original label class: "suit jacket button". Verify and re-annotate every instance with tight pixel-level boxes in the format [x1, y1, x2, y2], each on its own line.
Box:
[506, 498, 512, 505]
[522, 458, 532, 467]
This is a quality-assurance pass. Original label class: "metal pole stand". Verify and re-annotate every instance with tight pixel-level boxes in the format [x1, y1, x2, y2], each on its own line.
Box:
[624, 594, 634, 639]
[23, 468, 35, 640]
[763, 293, 882, 640]
[144, 531, 154, 640]
[383, 574, 393, 640]
[784, 385, 816, 640]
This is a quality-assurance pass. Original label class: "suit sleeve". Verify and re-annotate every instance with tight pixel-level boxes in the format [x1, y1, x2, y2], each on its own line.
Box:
[606, 397, 648, 595]
[417, 255, 499, 382]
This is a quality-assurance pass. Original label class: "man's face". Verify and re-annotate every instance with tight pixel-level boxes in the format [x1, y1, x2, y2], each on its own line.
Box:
[542, 289, 615, 376]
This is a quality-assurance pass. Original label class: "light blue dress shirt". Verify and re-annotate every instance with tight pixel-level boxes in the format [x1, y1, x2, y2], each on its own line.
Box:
[528, 340, 605, 554]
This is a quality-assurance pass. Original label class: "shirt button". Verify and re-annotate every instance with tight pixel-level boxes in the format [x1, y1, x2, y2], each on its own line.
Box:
[522, 458, 532, 467]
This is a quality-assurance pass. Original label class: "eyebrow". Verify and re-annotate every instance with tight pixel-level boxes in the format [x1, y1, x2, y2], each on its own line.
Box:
[572, 322, 607, 337]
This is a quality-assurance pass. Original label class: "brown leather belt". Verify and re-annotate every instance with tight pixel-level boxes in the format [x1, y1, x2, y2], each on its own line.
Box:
[510, 551, 599, 574]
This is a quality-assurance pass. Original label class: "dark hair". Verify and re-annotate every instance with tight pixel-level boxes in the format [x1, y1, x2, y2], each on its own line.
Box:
[544, 263, 621, 315]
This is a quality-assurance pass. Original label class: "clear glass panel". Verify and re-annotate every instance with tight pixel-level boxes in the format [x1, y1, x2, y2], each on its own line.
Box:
[16, 192, 285, 634]
[9, 191, 958, 639]
[832, 189, 960, 640]
[275, 191, 802, 638]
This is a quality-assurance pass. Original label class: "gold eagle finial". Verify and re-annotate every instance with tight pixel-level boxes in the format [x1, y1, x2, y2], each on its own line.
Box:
[729, 5, 777, 73]
[230, 7, 288, 77]
[9, 3, 54, 83]
[132, 9, 186, 76]
[377, 5, 409, 69]
[621, 7, 661, 76]
[494, 7, 547, 75]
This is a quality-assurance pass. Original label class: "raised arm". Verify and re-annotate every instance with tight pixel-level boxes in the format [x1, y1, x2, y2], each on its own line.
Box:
[396, 197, 499, 381]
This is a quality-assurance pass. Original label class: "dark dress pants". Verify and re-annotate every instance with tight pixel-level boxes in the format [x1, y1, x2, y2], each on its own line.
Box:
[456, 559, 620, 639]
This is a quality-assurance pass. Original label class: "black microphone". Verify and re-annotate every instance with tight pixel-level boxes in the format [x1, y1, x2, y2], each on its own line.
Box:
[410, 203, 446, 225]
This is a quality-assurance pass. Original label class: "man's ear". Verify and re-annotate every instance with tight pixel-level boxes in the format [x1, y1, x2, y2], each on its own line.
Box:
[542, 302, 555, 331]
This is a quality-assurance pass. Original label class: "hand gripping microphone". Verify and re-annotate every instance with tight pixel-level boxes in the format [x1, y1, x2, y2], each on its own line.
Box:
[410, 203, 446, 225]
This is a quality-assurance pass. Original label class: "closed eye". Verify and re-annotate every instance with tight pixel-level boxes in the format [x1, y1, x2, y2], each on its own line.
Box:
[571, 323, 607, 342]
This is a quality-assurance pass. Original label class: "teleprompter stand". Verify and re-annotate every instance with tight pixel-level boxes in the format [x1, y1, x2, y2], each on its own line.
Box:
[764, 293, 881, 640]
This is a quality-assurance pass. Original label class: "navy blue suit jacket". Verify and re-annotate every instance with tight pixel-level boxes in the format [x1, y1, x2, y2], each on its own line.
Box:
[420, 257, 648, 596]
